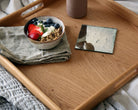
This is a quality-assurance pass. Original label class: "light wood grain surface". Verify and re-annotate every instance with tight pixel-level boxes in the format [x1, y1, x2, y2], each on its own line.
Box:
[0, 0, 138, 110]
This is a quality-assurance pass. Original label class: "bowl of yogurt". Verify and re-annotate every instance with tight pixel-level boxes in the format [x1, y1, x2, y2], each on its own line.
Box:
[24, 16, 65, 49]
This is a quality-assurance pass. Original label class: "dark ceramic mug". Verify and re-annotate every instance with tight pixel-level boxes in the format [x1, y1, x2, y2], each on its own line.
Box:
[66, 0, 87, 18]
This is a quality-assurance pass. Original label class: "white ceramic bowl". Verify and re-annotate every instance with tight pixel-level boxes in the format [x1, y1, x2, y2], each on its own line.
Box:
[24, 16, 65, 49]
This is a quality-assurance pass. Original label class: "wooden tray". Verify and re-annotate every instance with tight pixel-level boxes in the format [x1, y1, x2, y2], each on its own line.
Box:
[0, 0, 138, 110]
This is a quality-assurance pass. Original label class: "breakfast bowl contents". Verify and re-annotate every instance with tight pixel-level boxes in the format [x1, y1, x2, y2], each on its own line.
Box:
[24, 16, 65, 49]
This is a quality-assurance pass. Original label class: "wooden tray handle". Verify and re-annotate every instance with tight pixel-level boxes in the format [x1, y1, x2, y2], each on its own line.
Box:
[0, 0, 49, 26]
[0, 55, 61, 110]
[113, 63, 138, 91]
[75, 63, 138, 110]
[103, 0, 138, 26]
[20, 0, 44, 18]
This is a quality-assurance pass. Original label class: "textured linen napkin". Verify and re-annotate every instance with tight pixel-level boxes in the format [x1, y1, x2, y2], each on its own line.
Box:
[0, 65, 48, 110]
[0, 26, 71, 64]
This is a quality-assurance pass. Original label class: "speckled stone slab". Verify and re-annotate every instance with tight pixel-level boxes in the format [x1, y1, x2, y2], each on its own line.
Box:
[75, 25, 117, 54]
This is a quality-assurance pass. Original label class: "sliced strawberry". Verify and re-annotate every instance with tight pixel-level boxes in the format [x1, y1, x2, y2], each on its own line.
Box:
[30, 30, 42, 36]
[28, 24, 35, 33]
[28, 24, 43, 35]
[28, 31, 40, 40]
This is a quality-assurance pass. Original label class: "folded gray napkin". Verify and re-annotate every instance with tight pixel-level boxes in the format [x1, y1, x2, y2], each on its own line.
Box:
[0, 26, 71, 64]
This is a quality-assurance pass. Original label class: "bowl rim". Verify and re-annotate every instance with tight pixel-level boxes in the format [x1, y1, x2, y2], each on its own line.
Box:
[24, 16, 65, 44]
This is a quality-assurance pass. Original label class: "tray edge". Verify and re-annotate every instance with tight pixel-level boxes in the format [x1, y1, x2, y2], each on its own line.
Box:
[98, 0, 138, 26]
[75, 63, 138, 110]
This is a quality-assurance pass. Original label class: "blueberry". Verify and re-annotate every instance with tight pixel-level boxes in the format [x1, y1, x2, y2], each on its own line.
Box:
[38, 20, 43, 23]
[28, 18, 37, 24]
[54, 23, 60, 29]
[33, 21, 37, 25]
[43, 22, 48, 25]
[44, 24, 50, 27]
[50, 23, 55, 26]
[46, 18, 53, 24]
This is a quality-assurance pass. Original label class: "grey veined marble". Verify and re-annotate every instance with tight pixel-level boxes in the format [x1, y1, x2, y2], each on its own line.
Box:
[75, 25, 117, 54]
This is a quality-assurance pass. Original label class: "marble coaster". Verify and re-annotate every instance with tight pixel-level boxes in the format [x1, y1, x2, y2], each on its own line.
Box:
[75, 25, 117, 54]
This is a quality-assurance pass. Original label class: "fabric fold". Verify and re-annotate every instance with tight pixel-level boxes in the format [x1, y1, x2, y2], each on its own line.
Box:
[0, 65, 48, 110]
[0, 26, 71, 64]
